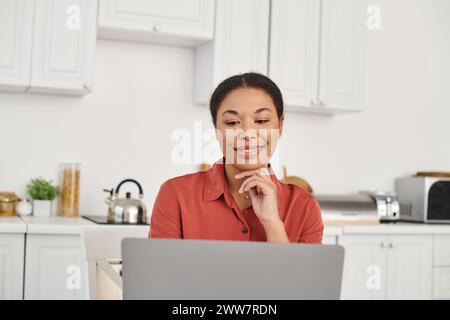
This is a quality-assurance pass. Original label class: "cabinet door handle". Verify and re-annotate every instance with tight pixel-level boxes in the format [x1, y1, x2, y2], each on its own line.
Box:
[319, 100, 326, 107]
[388, 242, 394, 249]
[380, 242, 386, 248]
[152, 24, 160, 32]
[310, 99, 317, 107]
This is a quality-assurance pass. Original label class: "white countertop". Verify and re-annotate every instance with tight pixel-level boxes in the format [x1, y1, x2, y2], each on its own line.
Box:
[20, 216, 150, 235]
[322, 222, 450, 235]
[20, 216, 96, 234]
[0, 216, 27, 233]
[340, 222, 450, 235]
[323, 225, 343, 236]
[3, 215, 450, 236]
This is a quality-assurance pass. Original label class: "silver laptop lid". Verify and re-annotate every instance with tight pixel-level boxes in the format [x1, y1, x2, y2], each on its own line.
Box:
[122, 238, 345, 300]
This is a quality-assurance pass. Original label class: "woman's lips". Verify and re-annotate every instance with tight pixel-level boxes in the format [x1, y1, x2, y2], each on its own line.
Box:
[234, 144, 266, 159]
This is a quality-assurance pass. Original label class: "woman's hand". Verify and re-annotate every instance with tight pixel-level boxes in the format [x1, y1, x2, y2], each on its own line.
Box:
[235, 168, 279, 226]
[235, 168, 289, 243]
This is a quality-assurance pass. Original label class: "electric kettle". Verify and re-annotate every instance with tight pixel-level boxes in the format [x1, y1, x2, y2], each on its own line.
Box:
[104, 179, 147, 224]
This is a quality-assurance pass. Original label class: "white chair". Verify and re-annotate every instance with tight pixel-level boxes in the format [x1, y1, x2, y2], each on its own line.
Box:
[81, 227, 148, 300]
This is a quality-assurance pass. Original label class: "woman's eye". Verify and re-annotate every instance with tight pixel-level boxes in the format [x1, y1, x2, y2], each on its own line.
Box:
[255, 119, 269, 124]
[225, 121, 239, 126]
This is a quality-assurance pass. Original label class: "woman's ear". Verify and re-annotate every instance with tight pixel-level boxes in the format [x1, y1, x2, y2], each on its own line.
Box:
[278, 115, 284, 137]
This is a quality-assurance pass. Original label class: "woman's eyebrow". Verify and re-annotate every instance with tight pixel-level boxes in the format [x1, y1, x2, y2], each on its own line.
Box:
[221, 109, 239, 116]
[255, 107, 272, 114]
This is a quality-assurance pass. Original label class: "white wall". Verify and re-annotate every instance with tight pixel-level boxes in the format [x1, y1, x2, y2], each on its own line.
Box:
[1, 0, 449, 216]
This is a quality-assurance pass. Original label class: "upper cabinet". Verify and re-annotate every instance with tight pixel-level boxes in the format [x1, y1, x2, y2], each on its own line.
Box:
[196, 0, 367, 114]
[194, 0, 270, 104]
[98, 0, 215, 47]
[318, 0, 367, 113]
[0, 0, 367, 108]
[0, 0, 34, 93]
[0, 0, 98, 96]
[269, 0, 321, 111]
[30, 0, 98, 95]
[269, 0, 367, 114]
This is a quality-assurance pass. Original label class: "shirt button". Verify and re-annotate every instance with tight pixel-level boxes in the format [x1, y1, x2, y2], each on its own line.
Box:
[241, 226, 249, 234]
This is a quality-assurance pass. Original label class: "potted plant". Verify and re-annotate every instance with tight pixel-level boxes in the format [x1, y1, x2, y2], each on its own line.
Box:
[27, 177, 60, 217]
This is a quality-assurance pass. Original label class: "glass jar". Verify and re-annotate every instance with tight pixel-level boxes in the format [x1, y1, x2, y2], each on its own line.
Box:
[58, 163, 81, 217]
[0, 192, 20, 216]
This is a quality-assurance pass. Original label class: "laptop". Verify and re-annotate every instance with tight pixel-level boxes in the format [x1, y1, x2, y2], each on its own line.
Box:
[121, 238, 345, 300]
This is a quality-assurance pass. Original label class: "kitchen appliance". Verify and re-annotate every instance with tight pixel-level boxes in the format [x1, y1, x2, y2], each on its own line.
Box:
[0, 192, 21, 216]
[359, 191, 400, 222]
[102, 179, 147, 224]
[315, 190, 400, 224]
[395, 174, 450, 223]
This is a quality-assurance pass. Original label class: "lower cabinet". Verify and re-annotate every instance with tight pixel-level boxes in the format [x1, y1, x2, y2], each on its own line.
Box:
[339, 234, 432, 300]
[24, 234, 88, 300]
[433, 235, 450, 299]
[1, 229, 444, 300]
[0, 234, 25, 299]
[433, 268, 450, 299]
[322, 235, 337, 245]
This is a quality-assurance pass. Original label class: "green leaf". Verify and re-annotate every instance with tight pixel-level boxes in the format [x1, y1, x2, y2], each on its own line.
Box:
[27, 177, 60, 201]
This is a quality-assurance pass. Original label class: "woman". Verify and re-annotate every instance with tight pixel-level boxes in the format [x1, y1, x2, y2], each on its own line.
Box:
[149, 73, 323, 243]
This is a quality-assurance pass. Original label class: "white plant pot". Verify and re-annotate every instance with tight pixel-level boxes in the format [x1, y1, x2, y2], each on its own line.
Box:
[33, 200, 52, 217]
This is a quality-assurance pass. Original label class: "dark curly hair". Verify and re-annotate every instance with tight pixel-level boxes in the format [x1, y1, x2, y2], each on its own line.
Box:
[209, 72, 284, 125]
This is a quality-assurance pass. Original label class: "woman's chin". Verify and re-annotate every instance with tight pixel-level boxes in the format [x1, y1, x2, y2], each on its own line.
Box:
[234, 163, 266, 171]
[230, 160, 269, 171]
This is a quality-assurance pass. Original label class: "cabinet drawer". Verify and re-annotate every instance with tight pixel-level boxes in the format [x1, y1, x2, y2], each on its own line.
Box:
[434, 235, 450, 266]
[433, 267, 450, 299]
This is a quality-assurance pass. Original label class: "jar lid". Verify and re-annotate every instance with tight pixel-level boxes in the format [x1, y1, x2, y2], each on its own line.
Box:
[0, 192, 20, 203]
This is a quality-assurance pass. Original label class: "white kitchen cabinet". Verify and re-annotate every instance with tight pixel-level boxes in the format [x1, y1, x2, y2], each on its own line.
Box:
[318, 0, 367, 112]
[322, 235, 337, 245]
[433, 267, 450, 300]
[24, 234, 88, 300]
[0, 234, 25, 300]
[98, 0, 215, 47]
[0, 0, 34, 93]
[194, 0, 270, 104]
[269, 0, 320, 111]
[434, 235, 450, 266]
[269, 0, 367, 114]
[433, 235, 450, 299]
[339, 234, 432, 300]
[29, 0, 98, 95]
[386, 235, 432, 299]
[339, 235, 387, 300]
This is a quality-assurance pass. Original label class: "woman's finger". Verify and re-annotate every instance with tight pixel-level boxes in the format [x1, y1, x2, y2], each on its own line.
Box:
[243, 180, 273, 195]
[240, 177, 274, 195]
[248, 186, 258, 199]
[238, 176, 268, 193]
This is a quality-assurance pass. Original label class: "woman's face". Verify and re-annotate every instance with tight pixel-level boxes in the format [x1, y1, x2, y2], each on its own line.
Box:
[215, 87, 283, 171]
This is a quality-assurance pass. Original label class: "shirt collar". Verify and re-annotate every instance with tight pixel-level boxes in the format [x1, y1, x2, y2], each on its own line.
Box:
[203, 158, 281, 202]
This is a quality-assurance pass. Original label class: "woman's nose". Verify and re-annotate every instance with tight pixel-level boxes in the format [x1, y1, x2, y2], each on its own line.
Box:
[241, 119, 256, 132]
[238, 123, 258, 141]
